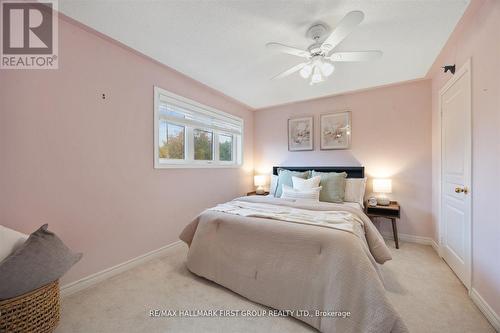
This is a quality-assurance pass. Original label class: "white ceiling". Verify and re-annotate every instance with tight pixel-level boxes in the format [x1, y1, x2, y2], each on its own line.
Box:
[59, 0, 470, 109]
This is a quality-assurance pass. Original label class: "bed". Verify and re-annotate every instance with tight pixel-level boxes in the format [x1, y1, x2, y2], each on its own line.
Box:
[179, 166, 407, 333]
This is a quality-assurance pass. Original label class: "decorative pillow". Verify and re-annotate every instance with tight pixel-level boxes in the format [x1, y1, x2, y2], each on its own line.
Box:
[345, 178, 367, 207]
[269, 175, 278, 196]
[311, 171, 347, 203]
[0, 224, 83, 299]
[281, 185, 321, 202]
[0, 225, 28, 262]
[275, 169, 310, 198]
[292, 175, 321, 191]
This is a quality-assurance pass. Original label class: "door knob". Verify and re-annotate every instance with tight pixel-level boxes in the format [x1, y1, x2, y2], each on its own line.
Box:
[455, 186, 468, 194]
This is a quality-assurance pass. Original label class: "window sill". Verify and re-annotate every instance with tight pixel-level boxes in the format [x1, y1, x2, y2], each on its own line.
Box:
[154, 164, 242, 169]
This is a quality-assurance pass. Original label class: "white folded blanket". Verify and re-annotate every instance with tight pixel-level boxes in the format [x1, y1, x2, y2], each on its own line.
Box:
[209, 200, 363, 234]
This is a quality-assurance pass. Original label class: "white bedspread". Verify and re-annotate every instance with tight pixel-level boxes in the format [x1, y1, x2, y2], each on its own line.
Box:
[180, 196, 407, 333]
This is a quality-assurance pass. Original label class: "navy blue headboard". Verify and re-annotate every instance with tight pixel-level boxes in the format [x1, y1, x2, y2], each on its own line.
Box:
[272, 166, 364, 178]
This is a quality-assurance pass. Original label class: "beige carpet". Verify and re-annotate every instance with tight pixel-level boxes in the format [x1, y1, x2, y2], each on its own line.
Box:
[56, 241, 495, 333]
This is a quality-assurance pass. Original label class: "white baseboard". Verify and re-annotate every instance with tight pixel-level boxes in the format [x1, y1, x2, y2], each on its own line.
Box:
[61, 240, 182, 297]
[430, 239, 440, 254]
[381, 232, 440, 254]
[470, 288, 500, 331]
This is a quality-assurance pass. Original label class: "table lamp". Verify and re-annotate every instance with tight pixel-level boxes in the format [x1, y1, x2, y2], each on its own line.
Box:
[373, 178, 392, 206]
[254, 175, 267, 195]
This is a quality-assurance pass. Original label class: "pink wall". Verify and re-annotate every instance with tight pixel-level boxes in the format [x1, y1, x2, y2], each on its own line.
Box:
[1, 3, 497, 319]
[427, 0, 500, 317]
[253, 80, 433, 238]
[0, 17, 254, 284]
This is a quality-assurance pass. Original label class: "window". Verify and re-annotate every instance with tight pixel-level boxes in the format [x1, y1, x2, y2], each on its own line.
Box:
[154, 87, 243, 168]
[193, 129, 213, 161]
[218, 134, 232, 161]
[159, 122, 185, 160]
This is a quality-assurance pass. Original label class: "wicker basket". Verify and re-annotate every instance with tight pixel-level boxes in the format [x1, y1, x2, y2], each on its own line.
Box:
[0, 280, 60, 333]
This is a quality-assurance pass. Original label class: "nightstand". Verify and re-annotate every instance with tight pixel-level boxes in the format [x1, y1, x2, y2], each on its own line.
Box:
[247, 191, 269, 196]
[365, 201, 401, 249]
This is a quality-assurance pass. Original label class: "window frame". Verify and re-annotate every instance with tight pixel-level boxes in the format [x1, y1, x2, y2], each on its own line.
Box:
[154, 86, 244, 169]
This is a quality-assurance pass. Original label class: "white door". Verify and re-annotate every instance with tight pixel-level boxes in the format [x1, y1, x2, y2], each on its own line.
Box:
[440, 59, 472, 289]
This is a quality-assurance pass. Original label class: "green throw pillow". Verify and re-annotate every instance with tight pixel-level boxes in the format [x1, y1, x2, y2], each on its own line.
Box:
[275, 169, 310, 198]
[311, 171, 347, 203]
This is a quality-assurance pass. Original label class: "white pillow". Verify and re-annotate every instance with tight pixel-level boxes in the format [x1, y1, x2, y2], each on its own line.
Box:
[0, 225, 29, 262]
[281, 184, 322, 202]
[344, 178, 367, 207]
[292, 176, 321, 191]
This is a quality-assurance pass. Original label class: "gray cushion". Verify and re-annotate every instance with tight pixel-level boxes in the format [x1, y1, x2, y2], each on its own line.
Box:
[311, 171, 347, 203]
[0, 224, 82, 299]
[275, 169, 310, 198]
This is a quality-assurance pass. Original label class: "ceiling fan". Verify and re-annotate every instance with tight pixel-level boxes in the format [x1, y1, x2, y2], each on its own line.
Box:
[267, 11, 382, 85]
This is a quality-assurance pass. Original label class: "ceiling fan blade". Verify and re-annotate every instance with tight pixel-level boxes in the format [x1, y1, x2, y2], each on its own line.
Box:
[328, 51, 383, 62]
[320, 11, 364, 54]
[272, 62, 308, 80]
[266, 42, 310, 58]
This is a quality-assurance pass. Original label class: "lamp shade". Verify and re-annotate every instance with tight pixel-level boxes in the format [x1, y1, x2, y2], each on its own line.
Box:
[373, 178, 392, 193]
[254, 175, 267, 187]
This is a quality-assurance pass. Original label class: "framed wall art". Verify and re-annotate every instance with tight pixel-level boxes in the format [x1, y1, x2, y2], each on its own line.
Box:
[320, 111, 351, 150]
[288, 116, 313, 151]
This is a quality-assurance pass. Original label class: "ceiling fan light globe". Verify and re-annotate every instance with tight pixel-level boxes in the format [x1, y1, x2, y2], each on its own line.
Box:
[321, 62, 334, 76]
[310, 71, 323, 84]
[299, 64, 312, 78]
